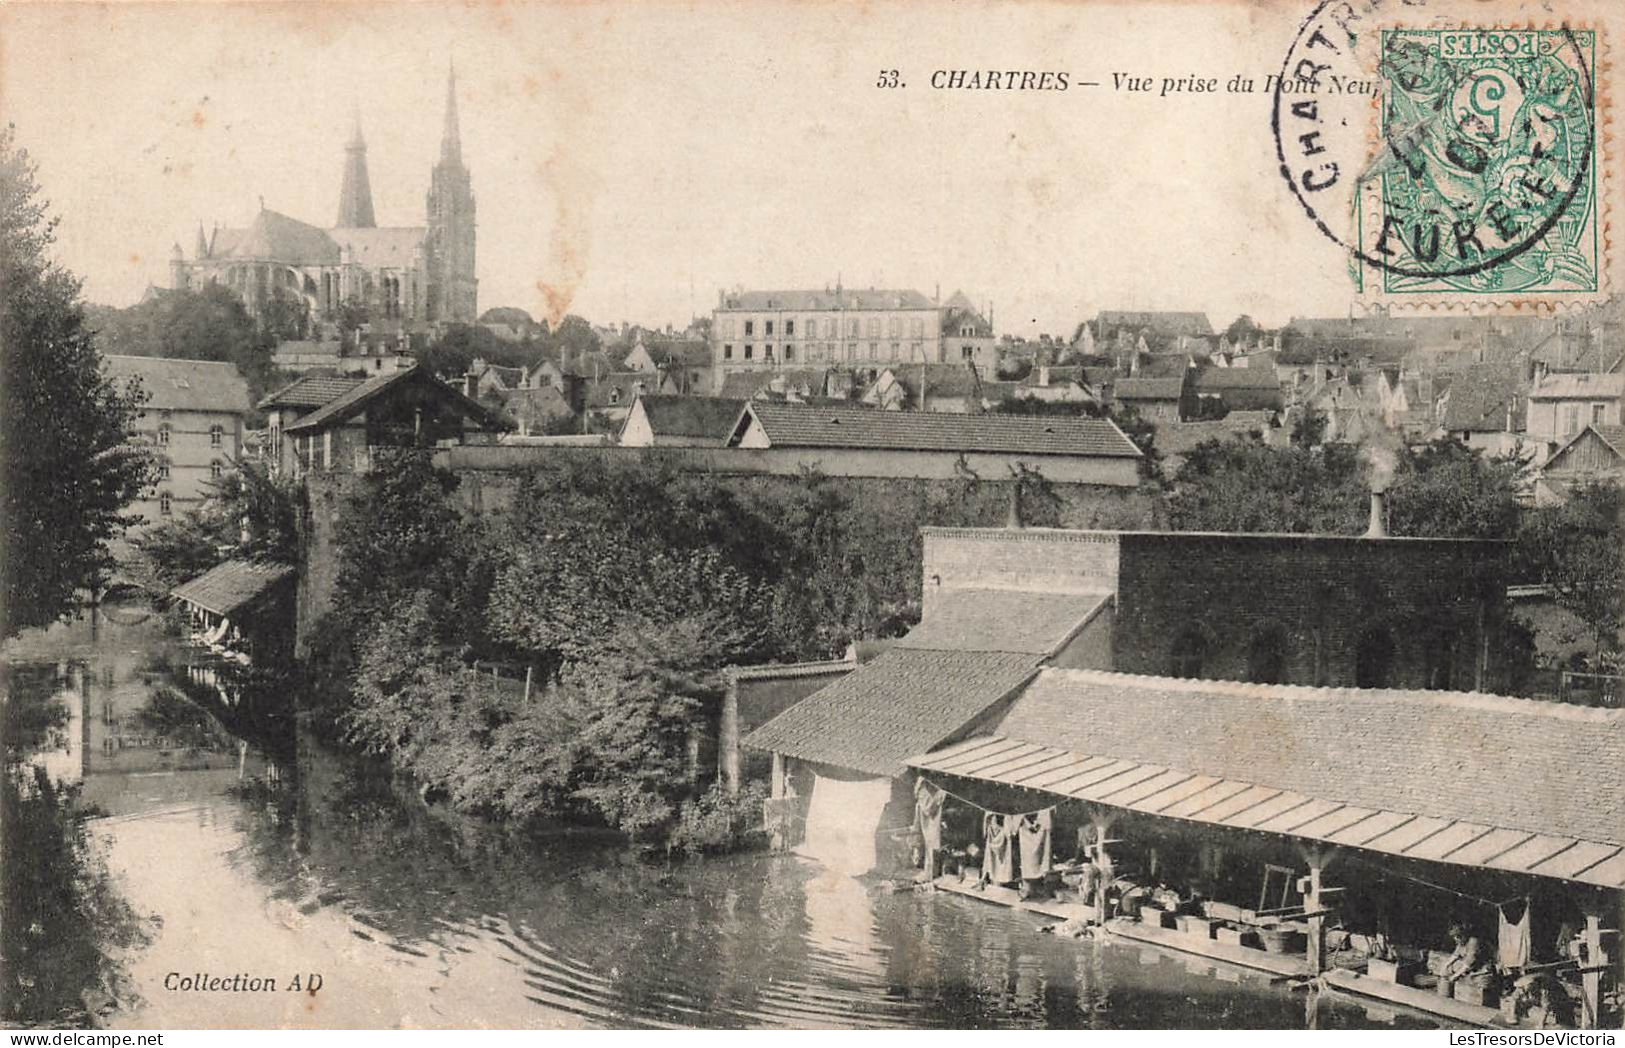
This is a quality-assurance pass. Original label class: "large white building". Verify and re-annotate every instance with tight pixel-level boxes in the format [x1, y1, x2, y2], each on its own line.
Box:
[711, 285, 955, 381]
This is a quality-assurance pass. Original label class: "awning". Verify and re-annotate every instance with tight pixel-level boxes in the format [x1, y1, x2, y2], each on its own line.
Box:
[906, 735, 1625, 890]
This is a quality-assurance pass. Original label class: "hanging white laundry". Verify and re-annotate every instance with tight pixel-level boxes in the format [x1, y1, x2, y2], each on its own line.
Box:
[797, 773, 892, 876]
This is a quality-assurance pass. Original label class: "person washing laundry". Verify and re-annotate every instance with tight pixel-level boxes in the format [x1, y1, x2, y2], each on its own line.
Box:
[1432, 921, 1490, 990]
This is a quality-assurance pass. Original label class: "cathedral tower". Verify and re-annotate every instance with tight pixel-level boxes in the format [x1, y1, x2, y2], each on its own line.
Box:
[336, 110, 378, 228]
[425, 65, 477, 322]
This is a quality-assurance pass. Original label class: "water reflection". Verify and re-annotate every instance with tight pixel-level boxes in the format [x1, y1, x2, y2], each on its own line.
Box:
[4, 606, 1446, 1030]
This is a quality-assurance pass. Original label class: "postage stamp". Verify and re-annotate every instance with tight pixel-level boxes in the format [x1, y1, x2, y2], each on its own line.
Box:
[1365, 27, 1600, 300]
[1273, 1, 1609, 312]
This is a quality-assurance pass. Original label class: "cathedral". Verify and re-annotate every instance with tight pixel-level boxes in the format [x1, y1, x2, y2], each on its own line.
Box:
[169, 67, 477, 329]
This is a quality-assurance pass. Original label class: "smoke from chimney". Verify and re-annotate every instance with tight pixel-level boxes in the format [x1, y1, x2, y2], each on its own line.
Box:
[1365, 490, 1388, 538]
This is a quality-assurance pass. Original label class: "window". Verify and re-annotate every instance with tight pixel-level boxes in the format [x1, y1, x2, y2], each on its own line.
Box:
[1354, 627, 1395, 688]
[784, 345, 795, 362]
[765, 320, 774, 336]
[1565, 404, 1581, 435]
[744, 320, 754, 336]
[723, 344, 734, 360]
[157, 459, 171, 481]
[785, 320, 794, 336]
[764, 345, 774, 360]
[847, 318, 860, 337]
[867, 318, 880, 337]
[1246, 625, 1289, 685]
[912, 317, 924, 337]
[1595, 403, 1607, 425]
[889, 317, 901, 337]
[744, 345, 753, 360]
[210, 460, 223, 480]
[962, 345, 975, 360]
[157, 423, 171, 445]
[868, 342, 879, 360]
[609, 387, 621, 404]
[1169, 626, 1207, 678]
[159, 491, 172, 516]
[891, 341, 900, 358]
[209, 423, 224, 448]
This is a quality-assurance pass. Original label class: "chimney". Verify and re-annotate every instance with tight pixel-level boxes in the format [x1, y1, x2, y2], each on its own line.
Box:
[462, 369, 477, 398]
[1364, 490, 1388, 538]
[1038, 364, 1051, 388]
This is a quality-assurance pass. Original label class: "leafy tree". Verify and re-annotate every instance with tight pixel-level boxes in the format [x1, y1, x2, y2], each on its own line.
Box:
[1225, 314, 1262, 344]
[1170, 439, 1367, 533]
[1, 126, 155, 635]
[130, 458, 303, 592]
[1290, 405, 1329, 448]
[1518, 481, 1624, 662]
[1387, 438, 1523, 540]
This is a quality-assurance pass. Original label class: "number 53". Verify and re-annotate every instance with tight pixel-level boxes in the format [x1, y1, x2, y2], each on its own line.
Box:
[876, 70, 902, 88]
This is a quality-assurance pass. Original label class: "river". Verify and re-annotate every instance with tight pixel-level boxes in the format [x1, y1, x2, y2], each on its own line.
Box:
[3, 605, 1446, 1030]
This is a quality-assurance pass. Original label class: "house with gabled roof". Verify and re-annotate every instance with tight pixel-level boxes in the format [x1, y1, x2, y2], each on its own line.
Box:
[724, 401, 1143, 485]
[618, 395, 746, 447]
[1527, 372, 1624, 456]
[1439, 363, 1530, 458]
[278, 364, 503, 474]
[104, 355, 252, 531]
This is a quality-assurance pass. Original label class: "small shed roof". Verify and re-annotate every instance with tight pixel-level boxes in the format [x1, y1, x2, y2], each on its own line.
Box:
[170, 559, 294, 617]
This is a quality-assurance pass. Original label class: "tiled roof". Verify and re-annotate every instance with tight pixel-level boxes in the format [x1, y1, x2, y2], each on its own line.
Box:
[585, 372, 659, 409]
[1113, 376, 1187, 400]
[103, 356, 251, 414]
[737, 402, 1142, 457]
[726, 660, 856, 682]
[1195, 366, 1282, 391]
[171, 559, 294, 617]
[1441, 363, 1526, 433]
[258, 373, 366, 410]
[1096, 311, 1213, 336]
[884, 364, 986, 400]
[719, 288, 936, 311]
[898, 590, 1111, 655]
[978, 669, 1625, 859]
[644, 340, 711, 368]
[285, 366, 502, 433]
[742, 648, 1042, 776]
[1593, 424, 1625, 456]
[634, 395, 747, 440]
[1530, 372, 1625, 400]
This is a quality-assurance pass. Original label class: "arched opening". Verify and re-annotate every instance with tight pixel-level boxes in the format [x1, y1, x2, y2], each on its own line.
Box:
[1246, 624, 1289, 685]
[1169, 625, 1208, 679]
[1354, 626, 1396, 689]
[1427, 631, 1457, 691]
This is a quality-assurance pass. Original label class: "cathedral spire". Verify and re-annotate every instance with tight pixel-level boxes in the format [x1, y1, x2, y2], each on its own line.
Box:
[337, 106, 377, 228]
[439, 63, 462, 167]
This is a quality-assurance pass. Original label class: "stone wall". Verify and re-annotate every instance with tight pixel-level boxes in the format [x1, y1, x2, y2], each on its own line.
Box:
[1113, 532, 1511, 691]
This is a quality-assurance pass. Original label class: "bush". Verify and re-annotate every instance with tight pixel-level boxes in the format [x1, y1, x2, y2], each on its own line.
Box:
[668, 781, 770, 856]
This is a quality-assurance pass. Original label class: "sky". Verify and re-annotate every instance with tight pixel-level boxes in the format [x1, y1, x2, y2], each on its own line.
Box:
[4, 0, 1590, 337]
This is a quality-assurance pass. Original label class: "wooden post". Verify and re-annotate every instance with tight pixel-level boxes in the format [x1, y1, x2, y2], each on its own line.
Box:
[769, 752, 786, 850]
[1304, 851, 1330, 975]
[1092, 815, 1114, 926]
[1581, 907, 1603, 1029]
[522, 665, 533, 703]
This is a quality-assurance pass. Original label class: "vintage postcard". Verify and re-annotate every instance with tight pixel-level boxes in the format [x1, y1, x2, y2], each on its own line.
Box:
[2, 0, 1623, 1035]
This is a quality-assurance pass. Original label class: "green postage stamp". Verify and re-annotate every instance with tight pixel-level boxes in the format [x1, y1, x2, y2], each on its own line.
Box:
[1366, 27, 1600, 300]
[1274, 7, 1607, 311]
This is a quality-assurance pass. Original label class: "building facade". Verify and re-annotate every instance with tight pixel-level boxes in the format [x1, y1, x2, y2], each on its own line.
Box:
[711, 285, 946, 382]
[103, 356, 251, 532]
[168, 67, 476, 329]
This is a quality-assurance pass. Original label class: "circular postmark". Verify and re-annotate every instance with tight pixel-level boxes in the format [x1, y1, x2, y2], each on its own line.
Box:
[1271, 0, 1597, 293]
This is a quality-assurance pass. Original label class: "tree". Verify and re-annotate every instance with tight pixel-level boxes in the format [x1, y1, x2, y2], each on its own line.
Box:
[130, 458, 303, 592]
[1, 126, 154, 635]
[1518, 481, 1624, 663]
[1225, 314, 1262, 345]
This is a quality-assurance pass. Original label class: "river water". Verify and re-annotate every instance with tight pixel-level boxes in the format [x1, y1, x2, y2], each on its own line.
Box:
[3, 606, 1445, 1030]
